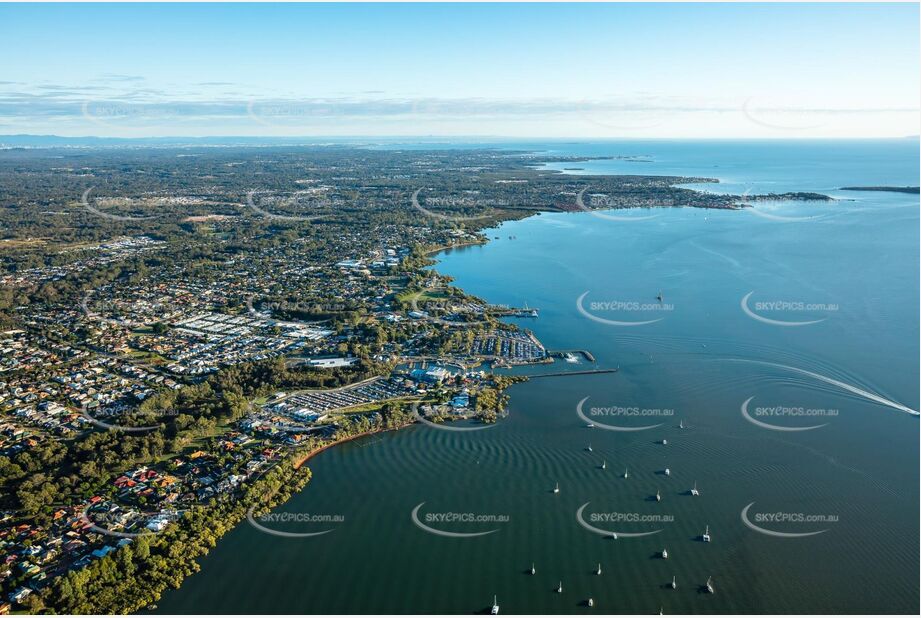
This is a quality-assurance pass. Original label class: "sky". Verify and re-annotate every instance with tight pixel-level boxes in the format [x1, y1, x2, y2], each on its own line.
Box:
[0, 2, 918, 138]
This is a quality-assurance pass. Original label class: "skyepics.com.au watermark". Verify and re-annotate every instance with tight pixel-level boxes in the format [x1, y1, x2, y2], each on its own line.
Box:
[573, 187, 662, 222]
[78, 403, 178, 433]
[411, 502, 509, 538]
[589, 405, 675, 418]
[741, 291, 837, 327]
[575, 502, 666, 539]
[246, 296, 349, 315]
[411, 402, 497, 433]
[255, 512, 345, 525]
[752, 512, 838, 525]
[246, 190, 328, 222]
[587, 300, 675, 313]
[741, 502, 837, 538]
[740, 396, 838, 432]
[246, 505, 342, 538]
[411, 187, 498, 224]
[423, 512, 510, 524]
[576, 397, 674, 431]
[752, 405, 839, 419]
[576, 291, 673, 327]
[589, 512, 674, 524]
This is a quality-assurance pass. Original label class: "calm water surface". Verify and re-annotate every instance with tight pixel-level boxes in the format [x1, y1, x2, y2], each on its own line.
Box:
[155, 140, 919, 614]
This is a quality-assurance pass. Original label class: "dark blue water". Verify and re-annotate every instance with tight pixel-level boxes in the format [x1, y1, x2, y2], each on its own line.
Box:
[155, 140, 919, 614]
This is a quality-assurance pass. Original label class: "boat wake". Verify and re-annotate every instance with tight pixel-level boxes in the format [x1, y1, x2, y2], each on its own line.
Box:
[722, 359, 919, 416]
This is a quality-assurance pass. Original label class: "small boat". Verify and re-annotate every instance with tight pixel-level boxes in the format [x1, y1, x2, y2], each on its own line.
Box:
[661, 548, 668, 559]
[596, 563, 602, 575]
[610, 531, 618, 540]
[702, 525, 711, 543]
[655, 489, 661, 502]
[679, 420, 685, 429]
[664, 467, 670, 476]
[587, 598, 594, 608]
[586, 422, 595, 428]
[661, 439, 668, 445]
[623, 468, 629, 479]
[656, 290, 663, 303]
[491, 595, 499, 615]
[553, 482, 560, 494]
[587, 444, 593, 452]
[706, 577, 715, 594]
[601, 460, 606, 470]
[671, 575, 677, 590]
[557, 581, 563, 594]
[530, 563, 536, 575]
[659, 607, 664, 615]
[690, 481, 700, 497]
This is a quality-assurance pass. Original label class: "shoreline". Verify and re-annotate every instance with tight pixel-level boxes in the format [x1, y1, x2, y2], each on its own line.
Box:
[291, 422, 412, 469]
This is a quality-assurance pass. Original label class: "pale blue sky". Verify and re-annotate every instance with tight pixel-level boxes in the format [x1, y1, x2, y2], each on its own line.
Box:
[1, 2, 918, 137]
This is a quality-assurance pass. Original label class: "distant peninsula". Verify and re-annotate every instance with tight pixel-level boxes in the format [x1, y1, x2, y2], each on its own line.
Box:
[839, 186, 920, 194]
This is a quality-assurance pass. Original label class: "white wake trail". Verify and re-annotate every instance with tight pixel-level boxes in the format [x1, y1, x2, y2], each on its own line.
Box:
[725, 359, 919, 416]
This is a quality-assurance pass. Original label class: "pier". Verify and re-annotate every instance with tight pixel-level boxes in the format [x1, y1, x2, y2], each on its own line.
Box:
[527, 368, 617, 379]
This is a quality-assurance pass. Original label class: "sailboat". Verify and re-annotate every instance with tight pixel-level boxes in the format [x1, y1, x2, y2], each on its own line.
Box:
[557, 581, 563, 594]
[661, 438, 668, 445]
[664, 467, 671, 476]
[671, 575, 677, 590]
[530, 563, 536, 575]
[623, 468, 629, 479]
[690, 481, 700, 496]
[610, 531, 618, 540]
[491, 595, 499, 615]
[587, 443, 593, 452]
[656, 290, 663, 303]
[587, 598, 594, 608]
[661, 548, 668, 559]
[655, 489, 661, 502]
[679, 420, 685, 429]
[705, 577, 715, 594]
[553, 482, 560, 494]
[596, 563, 602, 575]
[601, 460, 606, 470]
[702, 525, 711, 543]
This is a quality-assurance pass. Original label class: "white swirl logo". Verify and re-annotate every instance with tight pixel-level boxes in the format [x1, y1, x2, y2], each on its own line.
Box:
[740, 291, 833, 327]
[78, 402, 162, 433]
[410, 502, 505, 538]
[740, 396, 831, 432]
[576, 291, 668, 327]
[246, 505, 338, 538]
[577, 97, 665, 133]
[81, 289, 134, 329]
[82, 187, 153, 222]
[407, 294, 489, 328]
[740, 502, 831, 539]
[740, 188, 828, 223]
[576, 397, 667, 432]
[80, 505, 170, 539]
[411, 402, 496, 432]
[573, 188, 660, 222]
[411, 188, 495, 224]
[741, 97, 826, 133]
[575, 502, 663, 539]
[246, 191, 327, 222]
